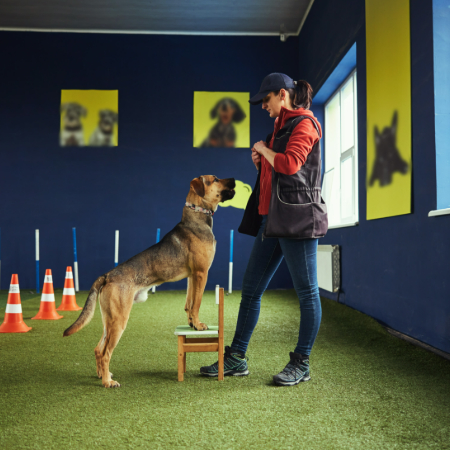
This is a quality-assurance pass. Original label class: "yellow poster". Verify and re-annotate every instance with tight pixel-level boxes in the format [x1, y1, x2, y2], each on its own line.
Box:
[193, 92, 250, 148]
[366, 0, 412, 220]
[60, 90, 118, 147]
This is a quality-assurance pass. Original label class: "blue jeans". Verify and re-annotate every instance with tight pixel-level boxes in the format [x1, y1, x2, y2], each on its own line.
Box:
[231, 216, 322, 356]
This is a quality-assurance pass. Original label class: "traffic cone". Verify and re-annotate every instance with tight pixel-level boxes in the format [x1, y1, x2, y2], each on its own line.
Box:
[32, 269, 63, 320]
[57, 266, 81, 311]
[0, 274, 32, 333]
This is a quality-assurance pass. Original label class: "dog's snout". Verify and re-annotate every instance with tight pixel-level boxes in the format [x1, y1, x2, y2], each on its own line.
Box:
[225, 178, 236, 189]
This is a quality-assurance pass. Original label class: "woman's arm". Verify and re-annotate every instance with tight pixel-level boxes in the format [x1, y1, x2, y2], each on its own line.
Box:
[252, 120, 318, 175]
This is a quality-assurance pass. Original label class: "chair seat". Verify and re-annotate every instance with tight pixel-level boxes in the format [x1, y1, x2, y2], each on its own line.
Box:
[174, 325, 218, 336]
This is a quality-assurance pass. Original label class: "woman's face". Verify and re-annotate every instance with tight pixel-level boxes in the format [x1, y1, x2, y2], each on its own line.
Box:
[261, 90, 288, 118]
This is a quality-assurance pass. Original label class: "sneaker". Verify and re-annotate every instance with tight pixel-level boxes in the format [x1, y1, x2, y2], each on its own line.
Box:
[200, 346, 249, 377]
[273, 352, 310, 386]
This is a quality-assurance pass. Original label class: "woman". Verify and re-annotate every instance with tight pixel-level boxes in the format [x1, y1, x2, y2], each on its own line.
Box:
[200, 73, 328, 386]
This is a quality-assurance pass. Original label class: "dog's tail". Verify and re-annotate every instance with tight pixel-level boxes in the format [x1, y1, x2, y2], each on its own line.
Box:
[63, 275, 106, 337]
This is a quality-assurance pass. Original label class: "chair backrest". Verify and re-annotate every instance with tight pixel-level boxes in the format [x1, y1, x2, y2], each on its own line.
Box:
[216, 285, 224, 341]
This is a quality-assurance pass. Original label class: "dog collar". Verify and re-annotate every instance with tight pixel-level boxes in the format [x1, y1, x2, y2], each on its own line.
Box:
[185, 202, 214, 216]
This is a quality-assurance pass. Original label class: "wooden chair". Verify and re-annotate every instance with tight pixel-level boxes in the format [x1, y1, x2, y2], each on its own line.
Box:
[174, 285, 224, 381]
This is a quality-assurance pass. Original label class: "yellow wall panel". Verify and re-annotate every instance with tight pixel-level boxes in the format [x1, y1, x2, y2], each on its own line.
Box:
[366, 0, 412, 220]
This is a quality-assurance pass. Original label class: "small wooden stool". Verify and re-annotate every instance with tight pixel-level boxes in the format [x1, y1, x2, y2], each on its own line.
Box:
[174, 285, 224, 381]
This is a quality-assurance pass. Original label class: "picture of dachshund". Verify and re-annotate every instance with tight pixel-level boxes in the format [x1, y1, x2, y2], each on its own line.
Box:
[60, 102, 87, 147]
[89, 109, 118, 147]
[369, 111, 408, 187]
[200, 98, 246, 148]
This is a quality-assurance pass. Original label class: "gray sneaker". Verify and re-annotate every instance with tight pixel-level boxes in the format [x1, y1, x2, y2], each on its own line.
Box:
[273, 352, 310, 386]
[200, 346, 249, 377]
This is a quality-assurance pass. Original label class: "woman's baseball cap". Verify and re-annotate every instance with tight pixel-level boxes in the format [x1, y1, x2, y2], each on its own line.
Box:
[249, 73, 296, 105]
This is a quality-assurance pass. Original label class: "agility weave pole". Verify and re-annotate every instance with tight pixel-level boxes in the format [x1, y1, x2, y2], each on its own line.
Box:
[151, 228, 160, 294]
[72, 228, 79, 292]
[35, 229, 39, 294]
[114, 230, 119, 267]
[228, 229, 233, 295]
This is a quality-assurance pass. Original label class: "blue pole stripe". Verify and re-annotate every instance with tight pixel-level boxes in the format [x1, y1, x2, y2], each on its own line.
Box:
[72, 227, 78, 262]
[156, 228, 160, 243]
[36, 261, 40, 294]
[230, 229, 234, 263]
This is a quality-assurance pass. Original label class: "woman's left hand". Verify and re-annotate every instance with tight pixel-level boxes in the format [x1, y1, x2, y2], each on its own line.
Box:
[252, 141, 268, 155]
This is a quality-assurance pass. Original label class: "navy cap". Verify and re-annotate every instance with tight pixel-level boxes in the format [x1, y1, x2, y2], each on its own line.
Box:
[249, 73, 296, 105]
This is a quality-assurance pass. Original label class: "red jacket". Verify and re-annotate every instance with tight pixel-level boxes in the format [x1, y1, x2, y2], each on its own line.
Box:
[259, 107, 322, 215]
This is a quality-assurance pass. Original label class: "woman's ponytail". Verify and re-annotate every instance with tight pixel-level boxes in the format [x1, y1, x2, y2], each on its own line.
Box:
[289, 80, 313, 110]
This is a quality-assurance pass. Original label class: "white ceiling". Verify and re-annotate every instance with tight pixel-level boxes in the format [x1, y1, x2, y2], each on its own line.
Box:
[0, 0, 314, 36]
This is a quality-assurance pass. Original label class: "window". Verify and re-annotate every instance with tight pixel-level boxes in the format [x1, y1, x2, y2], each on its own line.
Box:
[322, 71, 359, 228]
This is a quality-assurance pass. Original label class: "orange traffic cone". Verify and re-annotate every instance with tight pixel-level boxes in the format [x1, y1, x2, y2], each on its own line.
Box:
[0, 274, 32, 333]
[57, 266, 81, 311]
[32, 269, 63, 320]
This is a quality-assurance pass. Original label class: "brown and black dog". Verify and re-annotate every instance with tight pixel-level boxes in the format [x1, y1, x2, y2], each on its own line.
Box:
[64, 175, 236, 388]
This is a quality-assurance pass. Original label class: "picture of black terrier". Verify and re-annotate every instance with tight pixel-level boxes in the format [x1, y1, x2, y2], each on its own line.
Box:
[200, 98, 246, 148]
[60, 102, 87, 147]
[89, 109, 118, 147]
[369, 111, 408, 187]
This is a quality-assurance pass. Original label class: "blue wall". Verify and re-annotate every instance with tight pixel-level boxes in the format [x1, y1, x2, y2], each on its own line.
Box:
[0, 32, 298, 292]
[301, 0, 450, 354]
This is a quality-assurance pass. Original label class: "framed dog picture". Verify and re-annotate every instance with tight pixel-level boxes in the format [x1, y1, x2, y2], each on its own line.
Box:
[60, 90, 119, 147]
[193, 92, 250, 148]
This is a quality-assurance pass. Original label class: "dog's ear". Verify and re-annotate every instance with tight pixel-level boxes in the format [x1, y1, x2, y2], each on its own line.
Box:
[230, 100, 246, 123]
[80, 106, 88, 117]
[113, 112, 118, 123]
[60, 103, 69, 113]
[374, 126, 381, 146]
[390, 110, 398, 135]
[190, 177, 205, 198]
[210, 100, 223, 119]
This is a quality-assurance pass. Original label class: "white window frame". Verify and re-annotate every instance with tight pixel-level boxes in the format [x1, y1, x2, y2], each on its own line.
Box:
[322, 70, 359, 229]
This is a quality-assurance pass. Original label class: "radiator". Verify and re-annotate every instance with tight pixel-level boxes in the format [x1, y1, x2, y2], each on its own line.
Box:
[317, 245, 340, 293]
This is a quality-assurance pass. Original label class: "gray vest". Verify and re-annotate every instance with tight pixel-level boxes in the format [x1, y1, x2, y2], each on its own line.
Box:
[264, 115, 328, 239]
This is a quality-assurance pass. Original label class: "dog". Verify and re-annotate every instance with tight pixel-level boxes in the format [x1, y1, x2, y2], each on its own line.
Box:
[60, 102, 87, 146]
[369, 111, 408, 187]
[89, 109, 118, 147]
[63, 175, 236, 388]
[200, 98, 246, 147]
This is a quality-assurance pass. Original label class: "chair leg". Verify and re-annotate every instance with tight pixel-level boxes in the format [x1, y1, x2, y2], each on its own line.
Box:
[218, 336, 224, 381]
[178, 335, 185, 381]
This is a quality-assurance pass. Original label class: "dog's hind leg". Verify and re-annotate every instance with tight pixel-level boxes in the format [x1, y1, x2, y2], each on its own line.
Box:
[184, 276, 194, 327]
[99, 285, 133, 388]
[190, 271, 209, 331]
[94, 327, 113, 379]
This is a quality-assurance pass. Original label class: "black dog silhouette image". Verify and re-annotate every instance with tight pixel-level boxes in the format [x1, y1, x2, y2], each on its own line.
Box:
[369, 111, 408, 187]
[201, 98, 246, 148]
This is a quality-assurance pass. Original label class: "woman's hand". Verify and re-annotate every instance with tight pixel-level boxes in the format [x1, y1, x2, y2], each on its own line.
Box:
[252, 140, 277, 168]
[251, 149, 261, 169]
[252, 141, 268, 155]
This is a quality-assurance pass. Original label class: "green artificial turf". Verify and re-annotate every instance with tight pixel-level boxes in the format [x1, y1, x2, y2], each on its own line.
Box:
[0, 288, 449, 449]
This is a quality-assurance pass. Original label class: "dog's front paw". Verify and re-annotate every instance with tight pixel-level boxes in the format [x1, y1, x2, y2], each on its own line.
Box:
[193, 322, 209, 331]
[103, 380, 121, 388]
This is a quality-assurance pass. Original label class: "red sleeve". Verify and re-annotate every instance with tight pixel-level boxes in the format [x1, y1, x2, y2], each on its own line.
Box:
[273, 119, 319, 175]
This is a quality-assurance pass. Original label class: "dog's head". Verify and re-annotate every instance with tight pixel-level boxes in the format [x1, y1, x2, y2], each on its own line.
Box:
[61, 103, 87, 128]
[98, 109, 118, 133]
[210, 98, 246, 125]
[189, 175, 236, 209]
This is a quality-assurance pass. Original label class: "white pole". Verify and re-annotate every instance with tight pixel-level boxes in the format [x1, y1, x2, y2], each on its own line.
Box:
[152, 228, 161, 294]
[114, 230, 119, 267]
[72, 228, 79, 292]
[215, 284, 220, 305]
